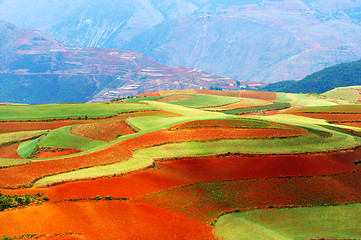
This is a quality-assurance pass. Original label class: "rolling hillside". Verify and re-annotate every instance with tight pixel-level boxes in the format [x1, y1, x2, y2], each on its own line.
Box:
[0, 21, 246, 104]
[1, 0, 361, 82]
[260, 59, 361, 94]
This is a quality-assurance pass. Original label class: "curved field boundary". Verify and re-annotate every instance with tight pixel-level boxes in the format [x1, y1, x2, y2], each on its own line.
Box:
[168, 94, 241, 109]
[214, 204, 361, 240]
[33, 127, 359, 187]
[0, 132, 47, 148]
[158, 89, 198, 96]
[134, 170, 361, 223]
[240, 90, 278, 101]
[195, 89, 241, 97]
[222, 102, 290, 115]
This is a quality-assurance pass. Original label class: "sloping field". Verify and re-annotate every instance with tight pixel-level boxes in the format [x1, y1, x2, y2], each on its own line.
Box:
[215, 204, 361, 240]
[154, 94, 195, 103]
[0, 143, 22, 159]
[240, 90, 278, 101]
[135, 170, 361, 223]
[0, 102, 154, 120]
[201, 98, 271, 111]
[168, 94, 240, 109]
[0, 130, 47, 143]
[0, 201, 215, 240]
[195, 89, 241, 97]
[5, 146, 359, 202]
[70, 120, 136, 142]
[158, 89, 198, 96]
[323, 86, 361, 103]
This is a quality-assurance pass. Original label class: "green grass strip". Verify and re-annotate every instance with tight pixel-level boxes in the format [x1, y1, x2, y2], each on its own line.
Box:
[0, 130, 47, 144]
[0, 102, 154, 120]
[17, 136, 43, 158]
[170, 94, 240, 108]
[214, 204, 361, 240]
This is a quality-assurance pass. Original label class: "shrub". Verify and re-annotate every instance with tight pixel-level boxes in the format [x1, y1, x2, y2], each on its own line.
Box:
[354, 160, 361, 165]
[105, 196, 112, 200]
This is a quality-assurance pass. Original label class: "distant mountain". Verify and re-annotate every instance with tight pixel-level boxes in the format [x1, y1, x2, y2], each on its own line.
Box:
[259, 59, 361, 93]
[0, 21, 244, 104]
[0, 0, 361, 83]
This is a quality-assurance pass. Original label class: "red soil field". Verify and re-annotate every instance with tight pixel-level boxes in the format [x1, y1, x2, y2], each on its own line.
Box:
[4, 146, 361, 202]
[135, 170, 361, 223]
[0, 124, 312, 188]
[37, 149, 81, 159]
[0, 143, 22, 159]
[70, 120, 136, 142]
[137, 91, 160, 97]
[0, 201, 215, 240]
[240, 90, 278, 101]
[154, 94, 195, 102]
[288, 112, 361, 123]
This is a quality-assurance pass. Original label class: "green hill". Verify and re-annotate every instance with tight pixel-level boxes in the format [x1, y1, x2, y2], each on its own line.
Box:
[260, 59, 361, 94]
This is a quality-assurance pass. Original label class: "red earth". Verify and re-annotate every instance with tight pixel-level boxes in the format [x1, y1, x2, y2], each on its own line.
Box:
[37, 149, 81, 159]
[135, 170, 361, 223]
[0, 143, 22, 159]
[0, 201, 215, 240]
[4, 146, 361, 203]
[0, 124, 313, 188]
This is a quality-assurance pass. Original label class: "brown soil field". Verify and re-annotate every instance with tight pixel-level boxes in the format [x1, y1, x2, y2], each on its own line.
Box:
[70, 120, 136, 142]
[135, 170, 361, 223]
[37, 149, 81, 159]
[154, 94, 195, 103]
[240, 90, 278, 101]
[0, 143, 22, 159]
[195, 89, 240, 97]
[4, 146, 361, 202]
[0, 125, 310, 188]
[202, 100, 271, 111]
[0, 201, 215, 240]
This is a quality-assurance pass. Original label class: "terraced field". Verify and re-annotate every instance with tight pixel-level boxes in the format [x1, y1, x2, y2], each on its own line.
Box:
[1, 89, 361, 239]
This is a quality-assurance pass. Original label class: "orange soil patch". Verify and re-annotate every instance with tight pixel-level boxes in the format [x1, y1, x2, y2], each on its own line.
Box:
[154, 94, 195, 103]
[195, 89, 240, 97]
[37, 149, 81, 159]
[70, 120, 136, 142]
[0, 143, 22, 159]
[240, 90, 278, 101]
[137, 91, 160, 97]
[0, 201, 215, 240]
[4, 146, 361, 203]
[135, 170, 361, 223]
[287, 112, 361, 123]
[159, 89, 198, 96]
[202, 100, 271, 111]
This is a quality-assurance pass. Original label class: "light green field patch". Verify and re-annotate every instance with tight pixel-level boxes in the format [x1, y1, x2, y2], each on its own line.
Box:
[17, 136, 44, 158]
[323, 86, 361, 103]
[215, 204, 361, 240]
[276, 92, 291, 103]
[0, 102, 154, 120]
[39, 126, 105, 151]
[0, 130, 47, 144]
[0, 159, 30, 167]
[286, 93, 338, 108]
[169, 94, 240, 108]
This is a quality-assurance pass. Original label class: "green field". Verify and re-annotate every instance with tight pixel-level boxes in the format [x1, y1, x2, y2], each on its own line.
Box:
[0, 102, 154, 120]
[214, 204, 361, 240]
[168, 94, 240, 108]
[0, 130, 47, 144]
[323, 86, 361, 103]
[38, 126, 106, 151]
[17, 136, 44, 158]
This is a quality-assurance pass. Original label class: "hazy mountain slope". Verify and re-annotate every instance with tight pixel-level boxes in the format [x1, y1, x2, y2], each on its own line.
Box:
[0, 0, 361, 83]
[260, 59, 361, 93]
[0, 21, 242, 104]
